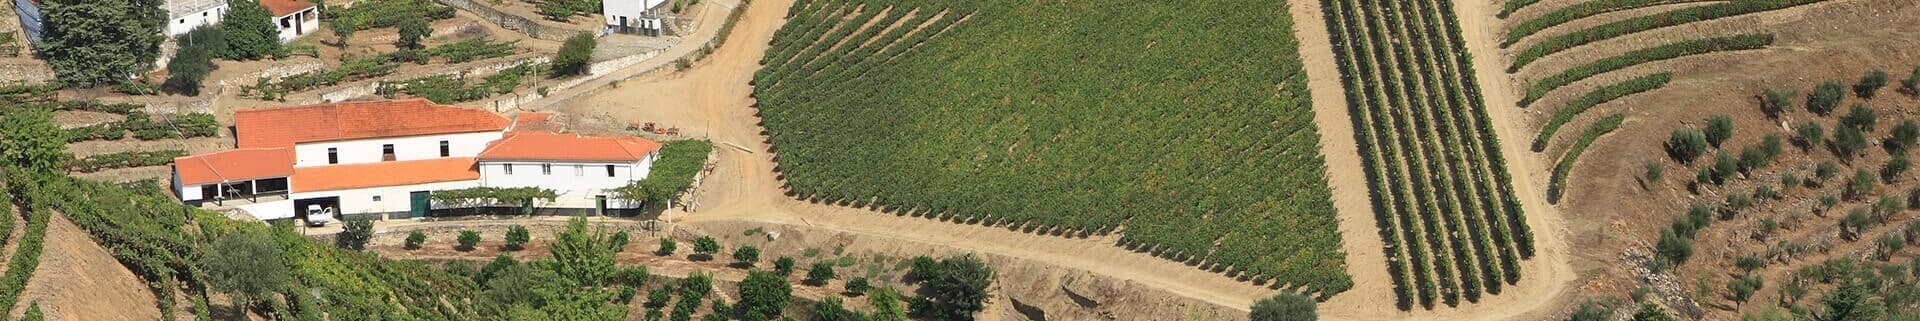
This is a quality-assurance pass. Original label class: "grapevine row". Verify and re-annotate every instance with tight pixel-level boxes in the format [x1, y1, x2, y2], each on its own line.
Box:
[1546, 113, 1626, 202]
[1508, 0, 1824, 71]
[1319, 0, 1534, 310]
[1502, 0, 1701, 47]
[1531, 72, 1670, 151]
[1520, 34, 1770, 106]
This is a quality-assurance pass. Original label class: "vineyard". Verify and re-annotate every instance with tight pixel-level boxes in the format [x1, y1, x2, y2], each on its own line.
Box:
[749, 0, 1355, 297]
[1317, 0, 1535, 310]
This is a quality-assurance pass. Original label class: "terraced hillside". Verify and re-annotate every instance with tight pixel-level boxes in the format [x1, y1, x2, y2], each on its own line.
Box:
[1316, 0, 1535, 310]
[750, 0, 1354, 297]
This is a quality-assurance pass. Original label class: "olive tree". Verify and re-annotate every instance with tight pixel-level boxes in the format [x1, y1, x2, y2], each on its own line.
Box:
[1250, 293, 1316, 321]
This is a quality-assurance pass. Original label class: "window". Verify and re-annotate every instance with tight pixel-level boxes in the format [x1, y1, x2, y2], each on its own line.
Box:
[179, 19, 186, 24]
[382, 144, 396, 161]
[372, 195, 382, 202]
[606, 165, 616, 177]
[327, 148, 338, 164]
[542, 164, 552, 175]
[439, 140, 451, 157]
[281, 18, 290, 28]
[576, 165, 584, 176]
[202, 11, 207, 17]
[504, 164, 514, 175]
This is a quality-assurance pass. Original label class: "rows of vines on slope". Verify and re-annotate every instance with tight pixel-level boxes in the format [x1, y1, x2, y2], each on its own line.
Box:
[1521, 34, 1772, 106]
[1508, 0, 1824, 71]
[750, 0, 1357, 297]
[1321, 0, 1535, 310]
[0, 173, 48, 317]
[1503, 0, 1704, 46]
[1532, 72, 1670, 151]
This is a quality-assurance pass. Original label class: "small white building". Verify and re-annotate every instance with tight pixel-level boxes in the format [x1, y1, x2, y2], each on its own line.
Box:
[602, 0, 667, 33]
[172, 100, 666, 222]
[261, 0, 319, 42]
[166, 0, 228, 36]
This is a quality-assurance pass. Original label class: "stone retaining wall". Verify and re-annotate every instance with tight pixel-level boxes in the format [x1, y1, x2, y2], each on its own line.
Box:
[435, 0, 594, 41]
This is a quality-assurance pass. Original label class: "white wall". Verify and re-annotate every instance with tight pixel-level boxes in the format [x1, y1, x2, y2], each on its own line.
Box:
[294, 131, 503, 167]
[275, 8, 319, 42]
[602, 0, 666, 26]
[167, 5, 228, 36]
[294, 180, 481, 215]
[478, 155, 654, 208]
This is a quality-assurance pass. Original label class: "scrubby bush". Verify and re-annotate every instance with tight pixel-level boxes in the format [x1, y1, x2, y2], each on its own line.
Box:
[397, 16, 432, 50]
[1667, 128, 1710, 163]
[1760, 88, 1795, 118]
[1808, 81, 1846, 115]
[1835, 125, 1868, 161]
[806, 261, 836, 286]
[692, 236, 720, 260]
[732, 246, 760, 266]
[1885, 153, 1912, 183]
[657, 238, 678, 256]
[1847, 169, 1876, 200]
[774, 256, 796, 276]
[1857, 69, 1889, 98]
[845, 277, 870, 295]
[1795, 121, 1825, 151]
[1705, 115, 1734, 147]
[503, 225, 529, 250]
[457, 230, 481, 251]
[163, 27, 218, 96]
[1250, 293, 1317, 321]
[1841, 104, 1877, 132]
[222, 0, 282, 60]
[1902, 66, 1920, 96]
[1643, 161, 1664, 183]
[404, 231, 426, 249]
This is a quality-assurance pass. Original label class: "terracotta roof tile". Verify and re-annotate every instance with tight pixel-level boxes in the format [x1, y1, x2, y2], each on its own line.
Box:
[235, 99, 511, 148]
[259, 0, 316, 17]
[291, 158, 479, 192]
[174, 148, 295, 185]
[477, 132, 662, 162]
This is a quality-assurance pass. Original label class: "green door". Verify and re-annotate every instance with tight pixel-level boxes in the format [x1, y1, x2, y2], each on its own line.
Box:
[410, 191, 431, 218]
[595, 196, 608, 216]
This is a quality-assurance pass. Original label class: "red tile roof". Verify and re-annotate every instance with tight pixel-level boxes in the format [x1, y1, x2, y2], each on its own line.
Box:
[478, 132, 662, 162]
[292, 158, 480, 192]
[174, 148, 296, 185]
[234, 99, 511, 148]
[259, 0, 316, 17]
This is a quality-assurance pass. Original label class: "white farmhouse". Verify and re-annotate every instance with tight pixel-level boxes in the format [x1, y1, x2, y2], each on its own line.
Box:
[166, 0, 229, 36]
[261, 0, 319, 42]
[602, 0, 667, 33]
[171, 99, 665, 222]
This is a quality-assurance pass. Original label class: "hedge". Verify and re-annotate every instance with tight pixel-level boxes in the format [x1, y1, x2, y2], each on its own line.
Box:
[1532, 73, 1670, 151]
[1508, 0, 1822, 71]
[1520, 34, 1771, 106]
[68, 149, 187, 173]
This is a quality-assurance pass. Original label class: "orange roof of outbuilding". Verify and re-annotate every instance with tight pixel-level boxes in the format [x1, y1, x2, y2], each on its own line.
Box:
[292, 158, 480, 192]
[478, 132, 662, 162]
[260, 0, 317, 16]
[174, 148, 296, 185]
[234, 99, 511, 148]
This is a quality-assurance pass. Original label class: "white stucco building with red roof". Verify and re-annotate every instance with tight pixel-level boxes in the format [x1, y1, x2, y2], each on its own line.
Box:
[172, 99, 662, 222]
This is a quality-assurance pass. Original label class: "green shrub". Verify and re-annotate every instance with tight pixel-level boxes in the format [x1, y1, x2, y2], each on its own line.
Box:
[657, 238, 677, 256]
[551, 33, 596, 77]
[1249, 292, 1317, 321]
[1856, 69, 1889, 98]
[806, 261, 835, 286]
[1809, 81, 1846, 115]
[503, 225, 529, 250]
[337, 217, 373, 250]
[457, 230, 481, 251]
[397, 16, 432, 50]
[1901, 66, 1920, 96]
[1705, 115, 1734, 147]
[1891, 120, 1920, 152]
[1835, 124, 1868, 160]
[404, 231, 426, 249]
[66, 149, 185, 172]
[1841, 104, 1877, 131]
[732, 246, 760, 266]
[1666, 128, 1710, 163]
[692, 236, 719, 259]
[164, 30, 216, 96]
[774, 256, 796, 276]
[1885, 153, 1912, 183]
[1761, 88, 1795, 118]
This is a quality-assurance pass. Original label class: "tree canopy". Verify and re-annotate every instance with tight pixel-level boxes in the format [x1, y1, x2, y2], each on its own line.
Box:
[39, 0, 166, 87]
[909, 255, 994, 321]
[738, 270, 793, 321]
[221, 0, 283, 60]
[1250, 293, 1317, 321]
[199, 230, 291, 308]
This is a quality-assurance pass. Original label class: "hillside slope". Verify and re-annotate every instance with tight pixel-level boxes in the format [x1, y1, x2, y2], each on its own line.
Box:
[12, 213, 160, 321]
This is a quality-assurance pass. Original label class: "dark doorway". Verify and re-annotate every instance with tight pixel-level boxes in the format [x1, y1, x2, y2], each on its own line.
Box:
[410, 191, 431, 218]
